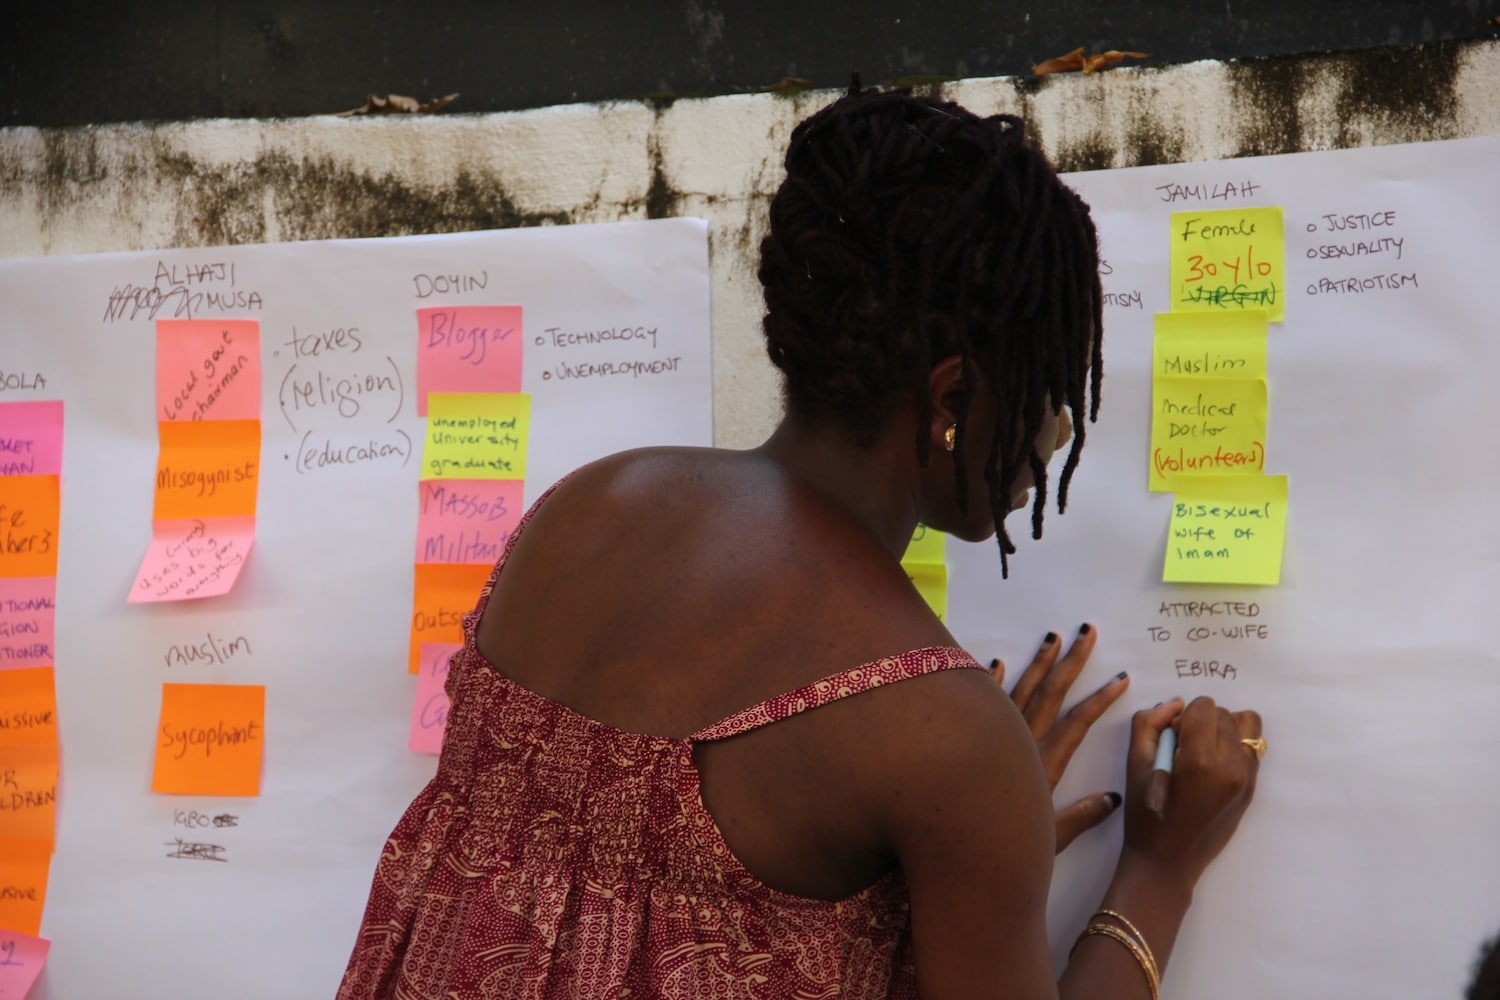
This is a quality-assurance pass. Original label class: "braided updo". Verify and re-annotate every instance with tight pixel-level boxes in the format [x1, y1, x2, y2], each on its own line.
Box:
[759, 84, 1104, 576]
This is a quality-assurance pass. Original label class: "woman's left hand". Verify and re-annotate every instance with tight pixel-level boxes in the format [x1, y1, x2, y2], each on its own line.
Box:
[988, 624, 1129, 853]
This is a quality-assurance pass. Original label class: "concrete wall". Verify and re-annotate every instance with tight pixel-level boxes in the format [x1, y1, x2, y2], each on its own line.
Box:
[3, 39, 1496, 447]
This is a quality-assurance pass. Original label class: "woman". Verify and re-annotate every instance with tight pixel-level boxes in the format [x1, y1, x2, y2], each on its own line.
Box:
[338, 84, 1262, 999]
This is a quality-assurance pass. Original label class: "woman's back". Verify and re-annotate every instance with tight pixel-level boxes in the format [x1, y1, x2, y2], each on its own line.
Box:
[336, 448, 1002, 998]
[480, 447, 987, 897]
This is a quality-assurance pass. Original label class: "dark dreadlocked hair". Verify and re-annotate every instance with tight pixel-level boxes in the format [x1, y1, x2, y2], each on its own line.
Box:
[758, 82, 1104, 577]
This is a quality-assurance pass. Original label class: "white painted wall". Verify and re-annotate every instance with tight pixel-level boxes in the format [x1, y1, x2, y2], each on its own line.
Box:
[3, 41, 1497, 447]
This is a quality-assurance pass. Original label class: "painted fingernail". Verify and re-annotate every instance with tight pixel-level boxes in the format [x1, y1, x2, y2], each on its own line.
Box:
[1044, 631, 1058, 646]
[1078, 623, 1092, 635]
[988, 657, 1000, 670]
[1115, 670, 1127, 682]
[1105, 791, 1122, 810]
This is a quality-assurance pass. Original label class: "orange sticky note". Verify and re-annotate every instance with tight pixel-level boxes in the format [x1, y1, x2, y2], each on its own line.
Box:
[157, 319, 261, 422]
[151, 683, 265, 796]
[0, 836, 50, 935]
[409, 563, 490, 673]
[0, 668, 57, 746]
[0, 925, 50, 997]
[129, 516, 255, 603]
[0, 743, 58, 845]
[0, 476, 60, 579]
[153, 420, 260, 520]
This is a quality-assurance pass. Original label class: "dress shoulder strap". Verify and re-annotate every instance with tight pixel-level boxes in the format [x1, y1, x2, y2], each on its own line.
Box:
[688, 645, 986, 743]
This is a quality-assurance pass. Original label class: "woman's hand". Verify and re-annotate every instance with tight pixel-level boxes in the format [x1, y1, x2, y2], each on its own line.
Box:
[1121, 697, 1263, 891]
[990, 625, 1130, 853]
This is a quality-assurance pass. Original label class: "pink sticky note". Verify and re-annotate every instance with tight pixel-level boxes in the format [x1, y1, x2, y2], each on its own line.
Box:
[415, 479, 523, 565]
[409, 641, 461, 754]
[0, 578, 56, 670]
[129, 517, 255, 603]
[0, 927, 50, 998]
[416, 306, 523, 415]
[157, 319, 261, 422]
[0, 401, 64, 477]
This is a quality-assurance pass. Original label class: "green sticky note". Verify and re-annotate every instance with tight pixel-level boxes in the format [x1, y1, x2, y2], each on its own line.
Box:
[1169, 207, 1285, 321]
[423, 393, 531, 479]
[1153, 311, 1268, 381]
[904, 523, 946, 566]
[1149, 377, 1266, 492]
[1163, 475, 1288, 586]
[905, 562, 947, 622]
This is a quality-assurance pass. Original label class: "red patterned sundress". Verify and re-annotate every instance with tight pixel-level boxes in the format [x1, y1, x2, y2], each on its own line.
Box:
[337, 488, 985, 999]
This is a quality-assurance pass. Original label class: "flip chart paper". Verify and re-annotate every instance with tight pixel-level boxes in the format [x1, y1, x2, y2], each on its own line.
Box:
[1152, 311, 1269, 380]
[156, 319, 261, 422]
[1169, 207, 1286, 321]
[0, 476, 59, 579]
[0, 578, 55, 669]
[0, 743, 58, 845]
[0, 668, 56, 745]
[1163, 475, 1289, 585]
[0, 927, 50, 999]
[1148, 377, 1267, 492]
[409, 563, 491, 673]
[152, 420, 260, 520]
[0, 215, 714, 998]
[0, 401, 63, 477]
[409, 642, 461, 754]
[150, 683, 265, 796]
[422, 393, 531, 480]
[415, 479, 523, 565]
[0, 836, 50, 935]
[416, 306, 524, 415]
[128, 516, 255, 603]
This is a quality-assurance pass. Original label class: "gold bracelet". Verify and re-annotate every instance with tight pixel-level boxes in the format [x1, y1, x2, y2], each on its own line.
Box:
[1094, 910, 1149, 950]
[1076, 923, 1160, 1000]
[1092, 909, 1160, 984]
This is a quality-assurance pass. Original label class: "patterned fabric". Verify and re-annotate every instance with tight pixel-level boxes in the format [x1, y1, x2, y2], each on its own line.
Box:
[337, 486, 986, 999]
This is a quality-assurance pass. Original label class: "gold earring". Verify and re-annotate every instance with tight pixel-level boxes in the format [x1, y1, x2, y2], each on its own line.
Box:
[943, 424, 957, 452]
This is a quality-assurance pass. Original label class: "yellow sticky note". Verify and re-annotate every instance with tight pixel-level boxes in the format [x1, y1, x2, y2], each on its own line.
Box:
[904, 524, 946, 566]
[0, 836, 51, 935]
[0, 667, 58, 746]
[153, 419, 261, 519]
[151, 683, 265, 796]
[0, 743, 58, 846]
[1149, 377, 1266, 492]
[409, 563, 491, 673]
[424, 393, 531, 479]
[1164, 475, 1288, 586]
[1153, 311, 1268, 380]
[905, 562, 947, 622]
[1169, 207, 1285, 321]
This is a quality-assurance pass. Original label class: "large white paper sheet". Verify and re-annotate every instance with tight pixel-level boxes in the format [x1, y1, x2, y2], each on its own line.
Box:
[946, 135, 1500, 998]
[0, 218, 710, 999]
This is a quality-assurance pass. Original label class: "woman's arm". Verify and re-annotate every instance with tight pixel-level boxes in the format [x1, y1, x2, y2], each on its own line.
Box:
[875, 668, 1260, 999]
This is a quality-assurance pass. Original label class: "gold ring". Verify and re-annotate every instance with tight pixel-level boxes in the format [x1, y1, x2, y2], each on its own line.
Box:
[1240, 737, 1267, 760]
